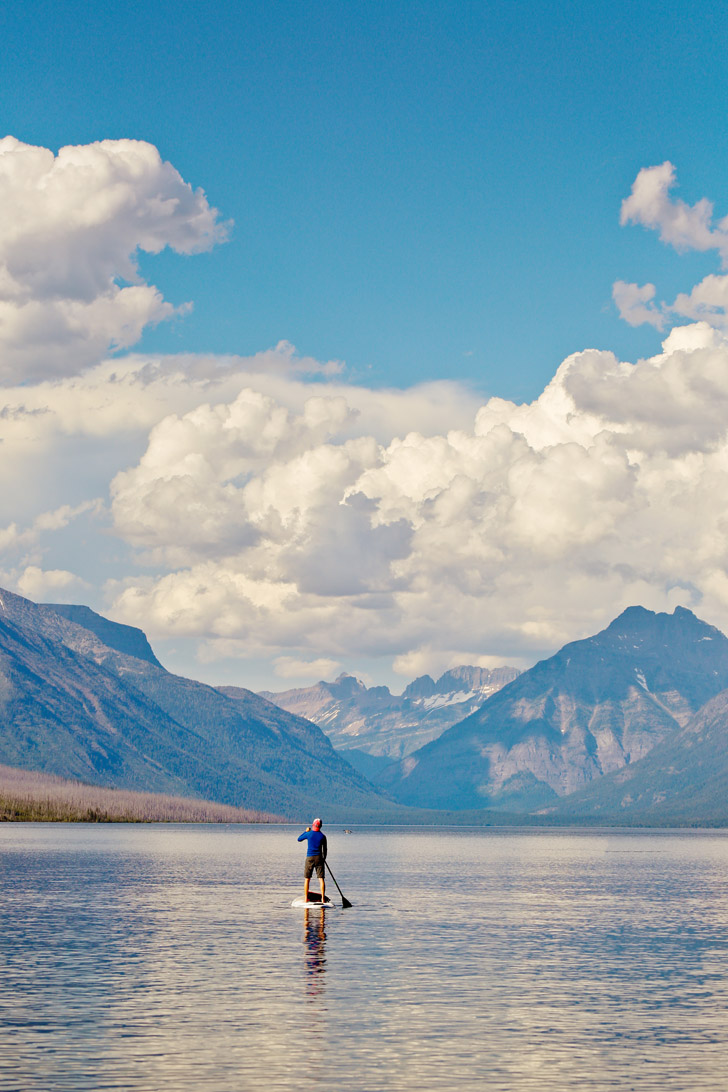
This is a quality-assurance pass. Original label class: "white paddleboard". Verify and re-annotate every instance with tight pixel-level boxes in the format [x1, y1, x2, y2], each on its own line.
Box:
[291, 896, 335, 908]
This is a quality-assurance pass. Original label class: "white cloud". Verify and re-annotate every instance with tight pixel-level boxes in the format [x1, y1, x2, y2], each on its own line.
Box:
[14, 565, 88, 600]
[0, 501, 99, 607]
[0, 501, 99, 557]
[620, 161, 728, 260]
[0, 136, 227, 383]
[392, 647, 531, 680]
[0, 344, 483, 654]
[95, 322, 728, 679]
[671, 273, 728, 327]
[8, 150, 728, 684]
[273, 657, 342, 682]
[616, 163, 728, 332]
[3, 319, 728, 680]
[0, 347, 477, 504]
[612, 280, 665, 329]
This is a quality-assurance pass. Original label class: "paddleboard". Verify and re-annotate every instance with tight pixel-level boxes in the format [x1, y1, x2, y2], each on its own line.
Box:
[291, 896, 335, 908]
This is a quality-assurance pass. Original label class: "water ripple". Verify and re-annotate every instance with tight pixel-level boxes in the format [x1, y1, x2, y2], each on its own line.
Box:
[0, 824, 727, 1091]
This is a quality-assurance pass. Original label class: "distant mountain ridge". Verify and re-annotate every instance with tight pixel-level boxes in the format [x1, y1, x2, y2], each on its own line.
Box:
[379, 606, 728, 811]
[9, 588, 728, 825]
[259, 664, 520, 762]
[0, 588, 387, 818]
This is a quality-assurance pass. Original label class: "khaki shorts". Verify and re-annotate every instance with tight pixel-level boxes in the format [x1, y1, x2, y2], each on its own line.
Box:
[304, 855, 325, 879]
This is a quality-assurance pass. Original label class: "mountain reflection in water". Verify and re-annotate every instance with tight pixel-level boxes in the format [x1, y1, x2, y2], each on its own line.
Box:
[1, 823, 728, 1092]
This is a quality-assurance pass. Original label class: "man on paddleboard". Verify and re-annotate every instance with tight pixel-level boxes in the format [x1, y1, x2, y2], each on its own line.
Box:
[298, 818, 327, 904]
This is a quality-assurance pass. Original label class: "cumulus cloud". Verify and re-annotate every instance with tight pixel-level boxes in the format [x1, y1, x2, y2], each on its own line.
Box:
[0, 501, 98, 610]
[9, 149, 728, 684]
[612, 280, 665, 329]
[14, 565, 88, 600]
[616, 162, 728, 331]
[671, 274, 728, 326]
[0, 345, 476, 491]
[273, 657, 343, 682]
[620, 161, 728, 258]
[0, 136, 227, 382]
[5, 322, 728, 682]
[392, 647, 530, 679]
[98, 321, 728, 680]
[0, 343, 482, 656]
[0, 501, 99, 556]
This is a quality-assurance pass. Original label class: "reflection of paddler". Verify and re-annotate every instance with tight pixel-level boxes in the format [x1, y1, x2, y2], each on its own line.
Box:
[303, 908, 327, 992]
[297, 818, 327, 905]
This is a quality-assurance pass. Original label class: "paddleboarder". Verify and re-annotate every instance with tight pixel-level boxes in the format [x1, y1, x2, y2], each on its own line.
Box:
[298, 817, 327, 905]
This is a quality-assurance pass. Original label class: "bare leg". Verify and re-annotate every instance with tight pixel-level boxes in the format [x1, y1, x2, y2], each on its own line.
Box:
[304, 877, 310, 903]
[319, 876, 326, 904]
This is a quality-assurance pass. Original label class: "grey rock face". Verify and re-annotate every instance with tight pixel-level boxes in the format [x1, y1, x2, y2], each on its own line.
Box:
[380, 606, 728, 811]
[544, 684, 728, 824]
[43, 603, 163, 667]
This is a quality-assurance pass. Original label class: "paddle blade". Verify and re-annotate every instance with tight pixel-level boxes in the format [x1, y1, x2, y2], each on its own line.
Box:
[341, 895, 353, 909]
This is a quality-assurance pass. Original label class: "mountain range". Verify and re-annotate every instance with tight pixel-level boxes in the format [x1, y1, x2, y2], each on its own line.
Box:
[5, 586, 728, 825]
[0, 588, 385, 818]
[260, 665, 520, 778]
[377, 606, 728, 812]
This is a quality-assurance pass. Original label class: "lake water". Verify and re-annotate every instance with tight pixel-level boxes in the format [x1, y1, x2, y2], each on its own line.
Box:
[1, 824, 727, 1092]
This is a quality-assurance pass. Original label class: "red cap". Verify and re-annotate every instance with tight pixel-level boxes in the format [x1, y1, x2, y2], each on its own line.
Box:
[312, 817, 322, 830]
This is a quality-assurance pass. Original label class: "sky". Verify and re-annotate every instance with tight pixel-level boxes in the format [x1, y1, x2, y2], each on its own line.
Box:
[2, 0, 728, 691]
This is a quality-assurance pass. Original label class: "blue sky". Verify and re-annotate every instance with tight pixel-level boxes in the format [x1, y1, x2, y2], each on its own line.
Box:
[3, 0, 726, 399]
[3, 1, 728, 691]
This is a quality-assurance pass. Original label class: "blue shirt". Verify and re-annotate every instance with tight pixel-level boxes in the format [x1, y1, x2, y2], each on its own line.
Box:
[298, 830, 327, 858]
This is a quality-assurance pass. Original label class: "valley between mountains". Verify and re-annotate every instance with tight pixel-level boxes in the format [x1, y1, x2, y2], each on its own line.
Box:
[3, 584, 728, 823]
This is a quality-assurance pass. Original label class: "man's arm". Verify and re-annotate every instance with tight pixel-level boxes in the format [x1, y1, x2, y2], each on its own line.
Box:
[322, 834, 328, 859]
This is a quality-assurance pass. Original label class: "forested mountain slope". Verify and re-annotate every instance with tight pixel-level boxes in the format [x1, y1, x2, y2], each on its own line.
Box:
[0, 588, 386, 817]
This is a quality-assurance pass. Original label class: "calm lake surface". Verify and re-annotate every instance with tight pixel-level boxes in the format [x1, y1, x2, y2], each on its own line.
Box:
[1, 824, 727, 1092]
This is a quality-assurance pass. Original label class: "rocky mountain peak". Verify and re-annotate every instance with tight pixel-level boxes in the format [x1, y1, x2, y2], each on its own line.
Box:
[603, 604, 715, 643]
[328, 673, 372, 698]
[436, 665, 495, 691]
[401, 675, 437, 700]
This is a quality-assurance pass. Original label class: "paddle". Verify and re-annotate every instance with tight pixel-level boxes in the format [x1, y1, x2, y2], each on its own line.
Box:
[325, 860, 352, 909]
